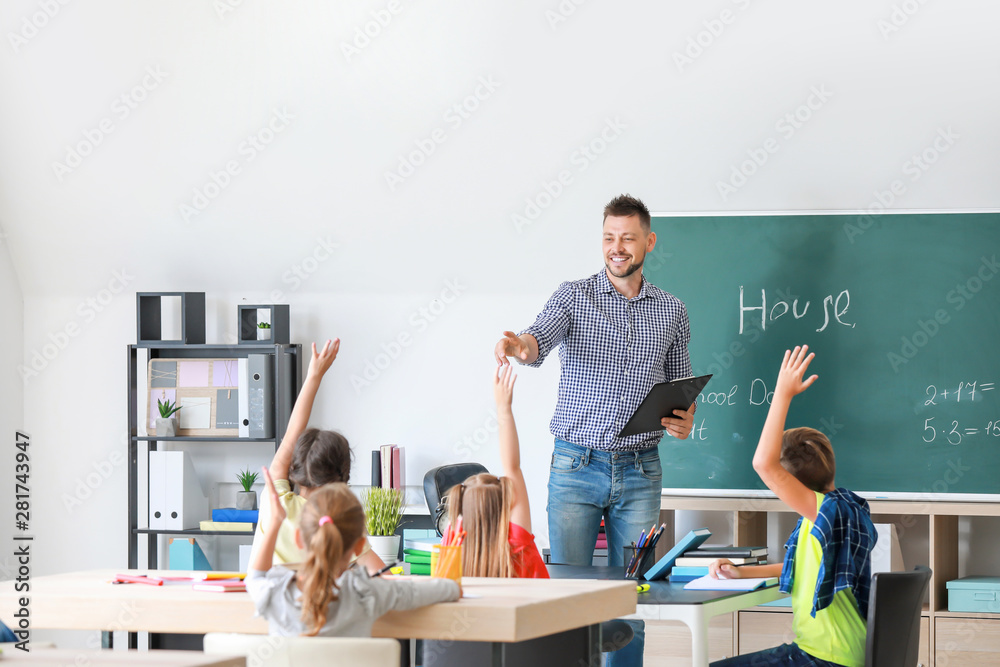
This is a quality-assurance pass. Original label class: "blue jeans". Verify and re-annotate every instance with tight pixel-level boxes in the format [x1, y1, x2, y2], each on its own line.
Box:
[546, 439, 662, 667]
[711, 643, 844, 667]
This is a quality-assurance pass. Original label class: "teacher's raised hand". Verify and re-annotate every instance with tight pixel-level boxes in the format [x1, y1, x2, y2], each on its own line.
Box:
[494, 330, 533, 365]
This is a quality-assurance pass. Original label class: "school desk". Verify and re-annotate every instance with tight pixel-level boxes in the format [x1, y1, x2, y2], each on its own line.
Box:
[0, 569, 635, 666]
[548, 564, 784, 667]
[0, 648, 244, 666]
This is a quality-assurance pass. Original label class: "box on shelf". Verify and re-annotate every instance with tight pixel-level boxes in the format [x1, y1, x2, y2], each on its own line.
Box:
[947, 576, 1000, 614]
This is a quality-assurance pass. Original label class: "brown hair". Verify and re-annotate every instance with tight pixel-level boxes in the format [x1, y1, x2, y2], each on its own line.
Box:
[780, 427, 836, 492]
[297, 483, 366, 636]
[445, 473, 514, 578]
[603, 194, 651, 232]
[288, 428, 352, 490]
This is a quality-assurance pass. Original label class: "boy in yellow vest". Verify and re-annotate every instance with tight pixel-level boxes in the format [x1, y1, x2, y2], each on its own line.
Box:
[710, 346, 876, 667]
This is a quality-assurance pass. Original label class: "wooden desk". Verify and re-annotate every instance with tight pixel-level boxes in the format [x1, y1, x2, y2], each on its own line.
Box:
[0, 569, 635, 644]
[0, 648, 244, 666]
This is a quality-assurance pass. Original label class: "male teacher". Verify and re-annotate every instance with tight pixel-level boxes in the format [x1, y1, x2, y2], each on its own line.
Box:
[495, 194, 695, 666]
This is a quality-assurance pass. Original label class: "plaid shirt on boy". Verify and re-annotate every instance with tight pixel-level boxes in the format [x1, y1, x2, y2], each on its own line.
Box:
[521, 269, 692, 452]
[779, 488, 878, 619]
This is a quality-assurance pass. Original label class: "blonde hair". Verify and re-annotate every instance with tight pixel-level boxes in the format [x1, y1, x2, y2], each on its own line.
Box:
[781, 427, 836, 492]
[445, 473, 514, 578]
[297, 483, 366, 636]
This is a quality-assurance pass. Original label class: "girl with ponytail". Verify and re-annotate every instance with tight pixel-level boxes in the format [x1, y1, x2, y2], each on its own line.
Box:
[247, 470, 460, 637]
[444, 365, 548, 579]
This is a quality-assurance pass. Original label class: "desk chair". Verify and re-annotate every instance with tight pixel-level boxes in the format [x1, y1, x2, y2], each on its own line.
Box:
[865, 566, 932, 667]
[423, 463, 488, 535]
[203, 633, 400, 667]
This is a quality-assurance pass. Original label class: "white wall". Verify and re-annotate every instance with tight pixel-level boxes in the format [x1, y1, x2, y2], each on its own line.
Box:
[1, 0, 999, 647]
[0, 225, 25, 585]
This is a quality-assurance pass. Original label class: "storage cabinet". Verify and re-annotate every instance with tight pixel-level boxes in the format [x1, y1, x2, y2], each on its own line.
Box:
[935, 616, 1000, 667]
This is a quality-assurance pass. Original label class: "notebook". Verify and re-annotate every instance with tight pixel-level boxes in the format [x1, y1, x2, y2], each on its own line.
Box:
[682, 575, 778, 591]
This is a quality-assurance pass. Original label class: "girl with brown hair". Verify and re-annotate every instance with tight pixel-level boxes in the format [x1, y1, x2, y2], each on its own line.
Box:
[247, 472, 460, 637]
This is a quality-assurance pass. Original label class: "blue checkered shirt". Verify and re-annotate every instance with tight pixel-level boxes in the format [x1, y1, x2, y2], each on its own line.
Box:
[520, 269, 693, 452]
[779, 488, 877, 619]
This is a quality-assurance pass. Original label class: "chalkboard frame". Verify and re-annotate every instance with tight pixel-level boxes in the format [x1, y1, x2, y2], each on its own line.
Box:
[648, 209, 1000, 501]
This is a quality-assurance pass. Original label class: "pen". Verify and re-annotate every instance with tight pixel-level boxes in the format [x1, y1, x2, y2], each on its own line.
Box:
[373, 564, 404, 577]
[113, 574, 163, 586]
[625, 541, 638, 577]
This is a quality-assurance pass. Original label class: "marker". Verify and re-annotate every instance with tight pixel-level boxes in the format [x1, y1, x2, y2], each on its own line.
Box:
[636, 584, 650, 593]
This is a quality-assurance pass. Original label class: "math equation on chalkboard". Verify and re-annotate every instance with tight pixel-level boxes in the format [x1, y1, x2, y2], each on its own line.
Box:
[921, 381, 996, 445]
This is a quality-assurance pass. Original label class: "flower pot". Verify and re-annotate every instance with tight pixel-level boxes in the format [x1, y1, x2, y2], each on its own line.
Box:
[155, 417, 178, 437]
[236, 490, 258, 511]
[367, 535, 400, 565]
[257, 327, 271, 340]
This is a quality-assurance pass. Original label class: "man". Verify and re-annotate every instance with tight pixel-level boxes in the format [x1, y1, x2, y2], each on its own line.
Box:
[495, 194, 695, 666]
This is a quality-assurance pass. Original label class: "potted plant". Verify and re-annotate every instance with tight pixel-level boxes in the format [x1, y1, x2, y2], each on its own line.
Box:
[361, 487, 404, 564]
[156, 398, 182, 437]
[236, 467, 260, 510]
[257, 321, 271, 340]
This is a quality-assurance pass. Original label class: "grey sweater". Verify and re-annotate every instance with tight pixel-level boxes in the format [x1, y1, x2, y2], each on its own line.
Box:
[246, 565, 460, 637]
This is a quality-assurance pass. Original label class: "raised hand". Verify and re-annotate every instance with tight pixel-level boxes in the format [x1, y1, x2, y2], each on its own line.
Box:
[307, 339, 340, 379]
[774, 345, 819, 401]
[493, 364, 517, 408]
[494, 331, 529, 365]
[261, 466, 286, 530]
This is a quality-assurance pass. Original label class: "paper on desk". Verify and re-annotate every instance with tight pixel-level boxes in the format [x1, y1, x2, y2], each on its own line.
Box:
[683, 575, 778, 591]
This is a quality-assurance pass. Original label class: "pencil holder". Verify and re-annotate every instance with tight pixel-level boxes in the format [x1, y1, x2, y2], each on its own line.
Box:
[623, 545, 656, 580]
[431, 544, 463, 585]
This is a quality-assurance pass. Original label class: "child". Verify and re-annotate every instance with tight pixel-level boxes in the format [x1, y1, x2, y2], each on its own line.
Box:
[444, 364, 547, 578]
[247, 471, 460, 636]
[251, 339, 383, 571]
[709, 346, 876, 667]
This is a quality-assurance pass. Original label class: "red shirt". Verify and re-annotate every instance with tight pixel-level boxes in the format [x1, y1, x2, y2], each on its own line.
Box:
[509, 522, 549, 579]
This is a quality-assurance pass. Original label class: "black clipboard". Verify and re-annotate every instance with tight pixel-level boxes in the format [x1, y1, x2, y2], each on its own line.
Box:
[618, 374, 712, 437]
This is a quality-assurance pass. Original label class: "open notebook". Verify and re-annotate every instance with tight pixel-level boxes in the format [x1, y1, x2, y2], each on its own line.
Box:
[683, 575, 778, 591]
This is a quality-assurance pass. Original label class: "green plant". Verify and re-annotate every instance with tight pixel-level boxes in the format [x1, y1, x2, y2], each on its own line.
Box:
[157, 398, 182, 419]
[257, 321, 271, 329]
[236, 467, 259, 492]
[361, 487, 404, 536]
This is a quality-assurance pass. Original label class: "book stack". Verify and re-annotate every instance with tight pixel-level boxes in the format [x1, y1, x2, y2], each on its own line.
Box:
[595, 520, 607, 551]
[371, 445, 405, 490]
[403, 535, 440, 576]
[668, 545, 768, 583]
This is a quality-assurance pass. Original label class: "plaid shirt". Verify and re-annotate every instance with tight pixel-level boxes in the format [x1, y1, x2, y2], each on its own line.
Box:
[521, 269, 692, 452]
[779, 488, 878, 619]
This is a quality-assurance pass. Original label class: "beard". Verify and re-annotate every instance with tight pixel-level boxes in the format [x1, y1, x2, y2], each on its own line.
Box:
[605, 254, 644, 278]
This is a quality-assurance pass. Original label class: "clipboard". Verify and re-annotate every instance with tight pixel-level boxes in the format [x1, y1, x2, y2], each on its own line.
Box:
[618, 374, 712, 437]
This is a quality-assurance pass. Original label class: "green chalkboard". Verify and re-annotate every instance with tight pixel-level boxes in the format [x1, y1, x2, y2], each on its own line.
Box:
[644, 212, 1000, 495]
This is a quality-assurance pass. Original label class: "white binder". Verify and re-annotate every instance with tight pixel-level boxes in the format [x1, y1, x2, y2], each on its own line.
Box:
[149, 450, 207, 530]
[247, 354, 273, 438]
[238, 358, 249, 438]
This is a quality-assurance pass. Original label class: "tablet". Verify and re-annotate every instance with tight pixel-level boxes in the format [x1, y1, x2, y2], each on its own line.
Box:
[618, 374, 712, 438]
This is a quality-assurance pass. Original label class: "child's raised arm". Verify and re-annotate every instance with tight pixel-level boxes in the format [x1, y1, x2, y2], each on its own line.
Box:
[250, 467, 287, 572]
[752, 345, 822, 521]
[269, 339, 340, 480]
[493, 365, 531, 532]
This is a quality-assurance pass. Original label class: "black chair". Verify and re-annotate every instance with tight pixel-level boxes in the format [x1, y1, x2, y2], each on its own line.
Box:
[422, 463, 488, 536]
[865, 566, 932, 667]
